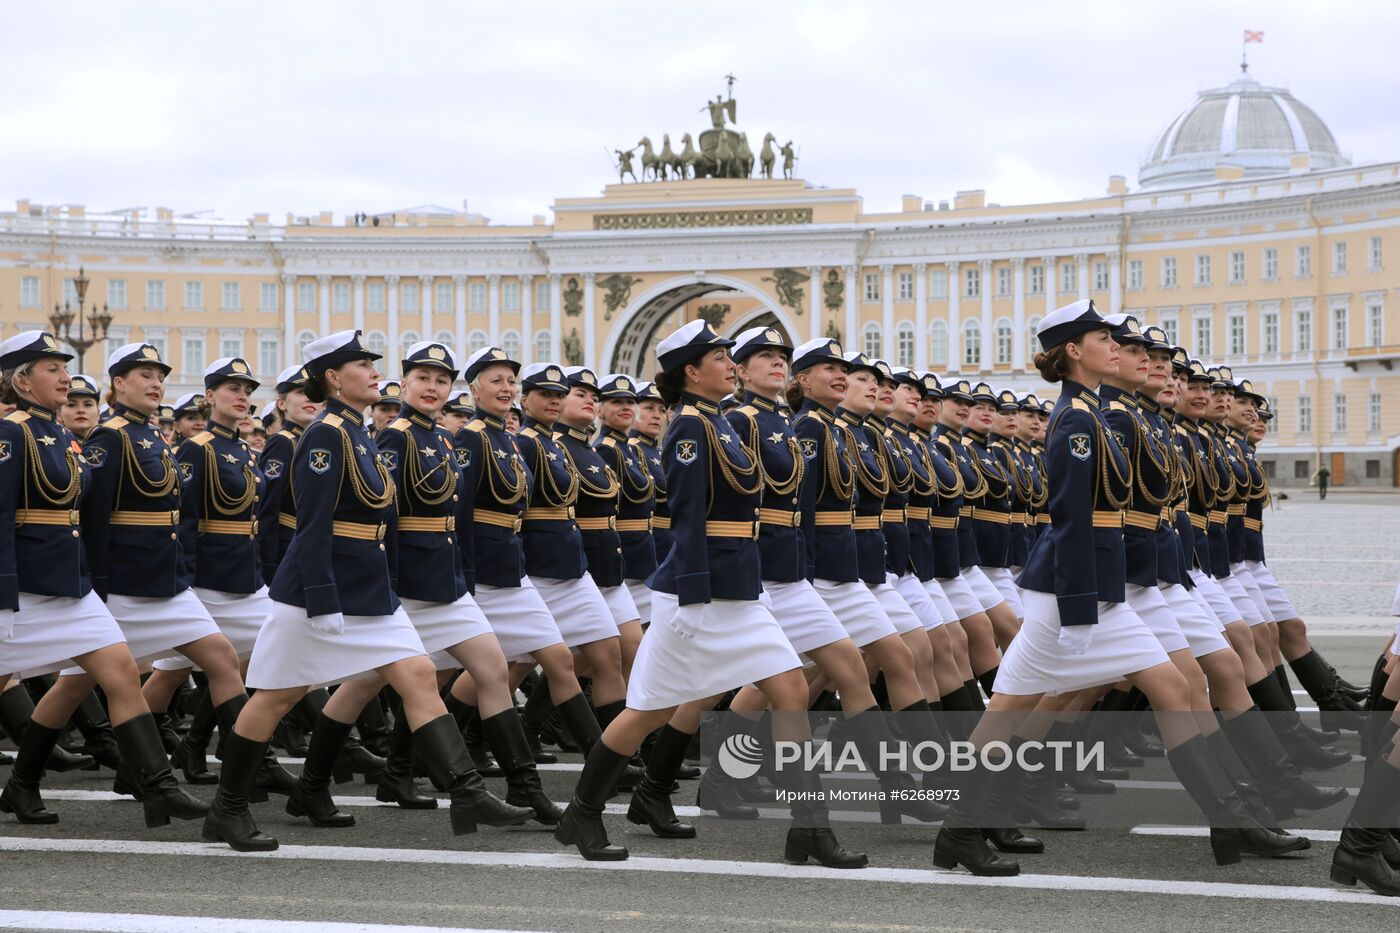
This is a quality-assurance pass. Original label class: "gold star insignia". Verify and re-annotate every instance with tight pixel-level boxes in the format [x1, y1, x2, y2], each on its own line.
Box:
[356, 444, 367, 455]
[587, 465, 601, 474]
[38, 435, 57, 446]
[222, 453, 239, 463]
[767, 432, 785, 444]
[420, 446, 436, 458]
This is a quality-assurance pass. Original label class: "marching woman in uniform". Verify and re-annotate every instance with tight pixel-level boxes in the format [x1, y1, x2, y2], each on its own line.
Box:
[201, 330, 529, 852]
[630, 381, 672, 567]
[58, 374, 101, 441]
[0, 331, 207, 829]
[257, 364, 320, 585]
[961, 382, 1023, 626]
[933, 300, 1303, 877]
[595, 374, 658, 630]
[556, 320, 865, 869]
[170, 393, 207, 446]
[361, 341, 558, 825]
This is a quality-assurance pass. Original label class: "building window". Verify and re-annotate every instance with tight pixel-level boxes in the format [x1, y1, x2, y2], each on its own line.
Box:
[19, 275, 40, 307]
[1333, 394, 1347, 433]
[436, 283, 453, 312]
[221, 282, 240, 311]
[1028, 265, 1044, 296]
[535, 281, 551, 311]
[1369, 392, 1382, 433]
[1294, 460, 1309, 479]
[61, 278, 78, 307]
[1228, 314, 1245, 356]
[107, 280, 127, 309]
[221, 334, 242, 360]
[1368, 302, 1384, 347]
[182, 334, 205, 375]
[929, 320, 948, 367]
[535, 331, 552, 361]
[1159, 316, 1179, 347]
[1262, 311, 1279, 354]
[401, 282, 419, 313]
[363, 331, 384, 357]
[863, 273, 880, 302]
[895, 322, 914, 366]
[995, 267, 1010, 297]
[1263, 248, 1278, 281]
[962, 320, 981, 369]
[398, 330, 419, 358]
[502, 330, 521, 360]
[1296, 309, 1312, 352]
[1333, 241, 1348, 274]
[185, 281, 204, 310]
[1161, 257, 1177, 288]
[929, 268, 948, 299]
[1331, 305, 1348, 350]
[1262, 460, 1275, 477]
[258, 336, 279, 375]
[1127, 260, 1143, 290]
[862, 322, 881, 358]
[332, 282, 350, 312]
[434, 330, 453, 348]
[1194, 254, 1211, 286]
[296, 281, 315, 311]
[1366, 460, 1381, 479]
[468, 330, 488, 353]
[964, 268, 980, 299]
[1369, 236, 1383, 271]
[1093, 262, 1109, 292]
[1265, 397, 1279, 434]
[367, 283, 386, 312]
[897, 272, 914, 301]
[147, 280, 165, 310]
[502, 282, 520, 311]
[143, 331, 167, 363]
[1296, 245, 1311, 278]
[1193, 316, 1212, 358]
[994, 319, 1012, 365]
[1229, 251, 1245, 283]
[1026, 316, 1041, 357]
[469, 283, 487, 311]
[1297, 396, 1312, 434]
[1060, 263, 1075, 295]
[260, 282, 278, 311]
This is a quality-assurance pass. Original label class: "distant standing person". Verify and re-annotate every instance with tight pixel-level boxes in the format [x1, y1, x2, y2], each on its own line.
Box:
[1313, 464, 1331, 500]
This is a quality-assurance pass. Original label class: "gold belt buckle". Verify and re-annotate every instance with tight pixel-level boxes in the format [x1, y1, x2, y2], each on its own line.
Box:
[376, 523, 386, 541]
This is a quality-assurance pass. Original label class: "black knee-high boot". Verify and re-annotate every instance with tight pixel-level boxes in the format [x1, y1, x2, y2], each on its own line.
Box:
[626, 724, 696, 838]
[1366, 653, 1390, 712]
[171, 686, 219, 784]
[1202, 727, 1293, 829]
[1331, 757, 1400, 895]
[375, 703, 438, 809]
[212, 694, 297, 800]
[518, 675, 559, 765]
[981, 736, 1045, 854]
[482, 707, 564, 825]
[1289, 650, 1364, 732]
[938, 685, 977, 742]
[1, 683, 93, 773]
[1364, 697, 1399, 768]
[355, 692, 392, 758]
[555, 741, 634, 860]
[201, 731, 279, 851]
[70, 690, 122, 771]
[775, 753, 867, 869]
[554, 691, 603, 754]
[454, 700, 503, 777]
[112, 714, 210, 828]
[285, 715, 357, 827]
[845, 706, 946, 825]
[1246, 674, 1351, 770]
[962, 678, 986, 713]
[976, 666, 999, 699]
[296, 689, 382, 785]
[0, 719, 64, 823]
[1219, 707, 1348, 815]
[695, 712, 763, 819]
[413, 714, 532, 835]
[23, 676, 98, 771]
[1095, 688, 1144, 768]
[593, 700, 644, 790]
[933, 753, 1020, 876]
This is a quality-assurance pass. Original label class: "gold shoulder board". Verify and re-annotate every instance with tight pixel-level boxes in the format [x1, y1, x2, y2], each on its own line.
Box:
[1070, 399, 1092, 413]
[189, 431, 214, 447]
[103, 416, 128, 429]
[322, 413, 344, 428]
[465, 419, 486, 433]
[5, 411, 29, 423]
[388, 418, 411, 432]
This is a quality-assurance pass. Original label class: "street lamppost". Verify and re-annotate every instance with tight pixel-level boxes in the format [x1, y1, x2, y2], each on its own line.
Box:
[47, 266, 113, 375]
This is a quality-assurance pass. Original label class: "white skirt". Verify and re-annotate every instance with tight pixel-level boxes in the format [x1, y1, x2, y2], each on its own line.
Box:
[1243, 561, 1297, 623]
[473, 580, 565, 662]
[1230, 563, 1275, 626]
[1161, 583, 1231, 658]
[1218, 571, 1267, 627]
[1124, 583, 1190, 655]
[245, 602, 425, 690]
[962, 566, 1006, 612]
[813, 578, 897, 648]
[913, 577, 960, 629]
[628, 592, 800, 710]
[981, 566, 1025, 617]
[626, 580, 653, 625]
[599, 584, 641, 627]
[401, 593, 495, 670]
[993, 592, 1170, 697]
[105, 589, 222, 667]
[1189, 570, 1244, 627]
[939, 573, 985, 620]
[529, 574, 620, 648]
[872, 577, 923, 635]
[4, 591, 126, 679]
[762, 580, 850, 657]
[153, 586, 273, 670]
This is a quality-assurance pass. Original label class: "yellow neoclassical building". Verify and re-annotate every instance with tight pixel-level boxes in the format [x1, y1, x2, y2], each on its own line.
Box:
[2, 68, 1399, 485]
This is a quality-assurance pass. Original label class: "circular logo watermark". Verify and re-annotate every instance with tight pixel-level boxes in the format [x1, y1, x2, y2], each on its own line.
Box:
[717, 733, 765, 779]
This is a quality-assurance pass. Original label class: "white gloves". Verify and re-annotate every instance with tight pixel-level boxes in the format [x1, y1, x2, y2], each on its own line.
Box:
[669, 604, 705, 640]
[758, 590, 774, 612]
[0, 609, 14, 641]
[306, 612, 346, 636]
[1057, 624, 1093, 656]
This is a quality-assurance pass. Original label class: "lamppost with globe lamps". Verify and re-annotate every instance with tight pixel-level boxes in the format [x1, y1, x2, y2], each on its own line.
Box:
[47, 266, 114, 376]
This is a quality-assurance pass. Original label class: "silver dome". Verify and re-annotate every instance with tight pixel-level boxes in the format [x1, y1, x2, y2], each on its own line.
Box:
[1139, 71, 1349, 189]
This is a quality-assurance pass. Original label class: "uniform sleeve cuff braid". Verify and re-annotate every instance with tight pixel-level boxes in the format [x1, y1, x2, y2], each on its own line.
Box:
[303, 584, 341, 619]
[1056, 593, 1098, 629]
[676, 573, 711, 607]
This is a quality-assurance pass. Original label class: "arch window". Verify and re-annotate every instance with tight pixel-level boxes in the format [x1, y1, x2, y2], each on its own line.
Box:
[929, 320, 948, 368]
[297, 330, 317, 356]
[468, 330, 489, 353]
[962, 320, 982, 369]
[501, 330, 521, 361]
[399, 330, 420, 357]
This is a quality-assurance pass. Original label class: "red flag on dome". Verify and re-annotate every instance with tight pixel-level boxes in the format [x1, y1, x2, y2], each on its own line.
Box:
[1244, 30, 1264, 43]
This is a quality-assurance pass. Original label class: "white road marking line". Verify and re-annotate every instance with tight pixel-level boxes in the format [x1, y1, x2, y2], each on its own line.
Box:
[0, 911, 545, 933]
[1132, 825, 1343, 842]
[1, 837, 1396, 907]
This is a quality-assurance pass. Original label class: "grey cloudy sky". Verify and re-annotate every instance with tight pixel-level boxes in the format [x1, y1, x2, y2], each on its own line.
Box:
[4, 1, 1399, 224]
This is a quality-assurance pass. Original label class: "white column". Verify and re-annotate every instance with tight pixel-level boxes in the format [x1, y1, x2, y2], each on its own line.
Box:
[1076, 254, 1089, 300]
[419, 275, 433, 341]
[548, 274, 563, 362]
[808, 266, 822, 342]
[913, 263, 928, 370]
[317, 275, 331, 336]
[843, 266, 857, 349]
[979, 260, 993, 372]
[385, 275, 400, 378]
[946, 261, 961, 374]
[487, 275, 501, 346]
[880, 265, 895, 359]
[1011, 258, 1027, 371]
[1042, 255, 1057, 315]
[453, 275, 467, 356]
[352, 275, 366, 334]
[520, 275, 534, 365]
[282, 273, 297, 368]
[582, 273, 596, 368]
[1108, 252, 1122, 314]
